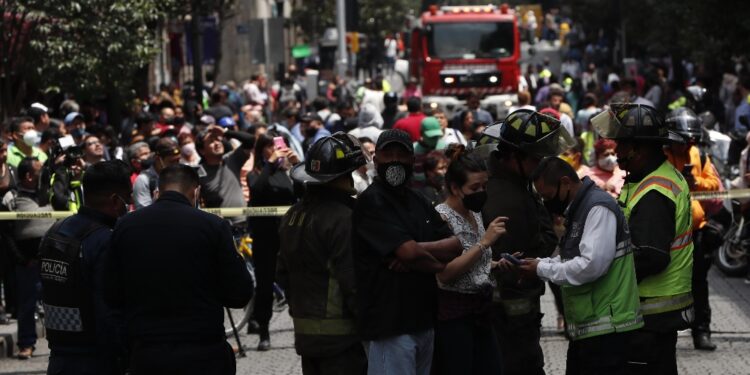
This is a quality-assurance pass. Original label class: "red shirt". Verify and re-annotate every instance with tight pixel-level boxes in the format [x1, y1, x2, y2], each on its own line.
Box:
[394, 113, 426, 142]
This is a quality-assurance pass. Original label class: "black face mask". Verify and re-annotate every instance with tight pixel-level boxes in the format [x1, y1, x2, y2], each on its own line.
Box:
[377, 161, 412, 188]
[304, 126, 318, 138]
[544, 182, 570, 216]
[462, 190, 487, 213]
[139, 156, 154, 171]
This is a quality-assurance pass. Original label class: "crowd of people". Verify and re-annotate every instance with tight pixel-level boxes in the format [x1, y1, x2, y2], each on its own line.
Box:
[0, 28, 747, 373]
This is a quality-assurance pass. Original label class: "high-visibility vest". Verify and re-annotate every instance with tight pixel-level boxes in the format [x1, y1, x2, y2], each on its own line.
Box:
[619, 161, 694, 315]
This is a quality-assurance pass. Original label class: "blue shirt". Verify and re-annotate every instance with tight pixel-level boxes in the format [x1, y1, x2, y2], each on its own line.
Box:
[735, 100, 750, 132]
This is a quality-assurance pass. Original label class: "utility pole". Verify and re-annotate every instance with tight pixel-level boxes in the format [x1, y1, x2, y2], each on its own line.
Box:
[335, 0, 348, 78]
[190, 1, 204, 93]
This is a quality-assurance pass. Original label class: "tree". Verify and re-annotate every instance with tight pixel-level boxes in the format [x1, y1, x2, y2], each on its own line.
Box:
[0, 1, 42, 119]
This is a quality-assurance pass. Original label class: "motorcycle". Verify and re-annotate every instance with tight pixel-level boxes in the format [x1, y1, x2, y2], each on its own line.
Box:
[715, 200, 750, 277]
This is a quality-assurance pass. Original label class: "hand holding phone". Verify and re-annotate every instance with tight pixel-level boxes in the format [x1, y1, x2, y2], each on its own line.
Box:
[501, 253, 525, 266]
[273, 136, 288, 151]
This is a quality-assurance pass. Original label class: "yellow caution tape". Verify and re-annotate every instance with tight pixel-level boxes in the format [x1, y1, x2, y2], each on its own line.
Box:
[0, 191, 747, 221]
[691, 189, 750, 201]
[0, 206, 291, 220]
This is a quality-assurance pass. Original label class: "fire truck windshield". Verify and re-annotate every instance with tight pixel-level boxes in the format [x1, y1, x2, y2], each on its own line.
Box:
[426, 22, 515, 59]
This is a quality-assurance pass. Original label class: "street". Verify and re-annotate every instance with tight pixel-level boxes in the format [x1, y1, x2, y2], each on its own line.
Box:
[1, 267, 749, 374]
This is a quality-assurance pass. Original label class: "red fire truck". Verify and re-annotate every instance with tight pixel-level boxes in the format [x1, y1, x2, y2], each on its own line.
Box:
[408, 4, 521, 118]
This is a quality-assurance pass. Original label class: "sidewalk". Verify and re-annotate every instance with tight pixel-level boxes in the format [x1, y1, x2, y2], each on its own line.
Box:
[1, 268, 749, 374]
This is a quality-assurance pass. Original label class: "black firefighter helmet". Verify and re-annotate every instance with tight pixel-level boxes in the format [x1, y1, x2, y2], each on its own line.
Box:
[291, 132, 367, 185]
[496, 109, 576, 158]
[591, 103, 684, 144]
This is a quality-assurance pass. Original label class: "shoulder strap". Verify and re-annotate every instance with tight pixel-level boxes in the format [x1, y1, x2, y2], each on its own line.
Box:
[699, 149, 707, 169]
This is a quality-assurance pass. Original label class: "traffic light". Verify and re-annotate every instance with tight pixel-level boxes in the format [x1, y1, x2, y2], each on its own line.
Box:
[346, 0, 359, 31]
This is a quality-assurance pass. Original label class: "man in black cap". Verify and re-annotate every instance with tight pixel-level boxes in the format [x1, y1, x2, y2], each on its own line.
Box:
[353, 128, 462, 375]
[300, 112, 331, 153]
[277, 132, 368, 375]
[132, 137, 181, 209]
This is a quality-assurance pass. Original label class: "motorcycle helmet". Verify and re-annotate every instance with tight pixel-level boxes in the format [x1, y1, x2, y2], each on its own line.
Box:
[665, 107, 702, 143]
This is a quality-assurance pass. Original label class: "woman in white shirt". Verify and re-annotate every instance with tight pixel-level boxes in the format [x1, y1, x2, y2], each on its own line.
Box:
[433, 146, 508, 374]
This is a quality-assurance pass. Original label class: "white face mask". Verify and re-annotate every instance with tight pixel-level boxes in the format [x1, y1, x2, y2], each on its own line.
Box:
[597, 155, 618, 172]
[23, 130, 39, 147]
[181, 143, 196, 157]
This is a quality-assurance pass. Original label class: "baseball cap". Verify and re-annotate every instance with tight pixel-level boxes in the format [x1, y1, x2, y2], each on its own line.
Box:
[199, 115, 216, 126]
[376, 129, 413, 153]
[30, 103, 49, 114]
[421, 117, 443, 138]
[154, 138, 180, 157]
[218, 116, 236, 128]
[64, 112, 84, 126]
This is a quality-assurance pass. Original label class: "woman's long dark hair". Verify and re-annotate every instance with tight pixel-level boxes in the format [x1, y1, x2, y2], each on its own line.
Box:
[252, 130, 284, 172]
[444, 144, 486, 195]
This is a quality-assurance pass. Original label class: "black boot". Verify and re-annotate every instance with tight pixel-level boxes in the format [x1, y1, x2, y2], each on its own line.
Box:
[693, 331, 717, 351]
[257, 325, 271, 351]
[246, 319, 261, 334]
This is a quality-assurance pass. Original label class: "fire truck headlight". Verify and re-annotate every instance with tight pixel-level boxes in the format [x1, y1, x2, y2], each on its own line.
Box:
[504, 100, 513, 107]
[444, 77, 455, 85]
[489, 75, 499, 83]
[430, 102, 438, 109]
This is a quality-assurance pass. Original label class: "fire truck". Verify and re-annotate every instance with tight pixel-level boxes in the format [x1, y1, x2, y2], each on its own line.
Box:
[408, 4, 521, 119]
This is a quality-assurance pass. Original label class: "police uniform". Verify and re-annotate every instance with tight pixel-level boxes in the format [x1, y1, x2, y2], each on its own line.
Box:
[39, 207, 122, 374]
[277, 133, 367, 375]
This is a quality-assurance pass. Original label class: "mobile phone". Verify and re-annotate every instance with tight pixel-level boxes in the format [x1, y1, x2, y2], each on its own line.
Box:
[273, 136, 288, 150]
[501, 253, 525, 266]
[682, 164, 693, 175]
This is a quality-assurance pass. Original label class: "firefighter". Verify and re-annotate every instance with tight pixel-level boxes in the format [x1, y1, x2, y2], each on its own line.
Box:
[277, 132, 368, 375]
[663, 107, 721, 350]
[591, 103, 694, 375]
[482, 109, 575, 375]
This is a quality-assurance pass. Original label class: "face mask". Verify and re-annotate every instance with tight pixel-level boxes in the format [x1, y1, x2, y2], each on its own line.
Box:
[462, 190, 487, 213]
[597, 155, 618, 172]
[23, 130, 38, 147]
[182, 143, 197, 157]
[71, 128, 86, 139]
[377, 161, 412, 188]
[304, 126, 318, 138]
[543, 182, 570, 216]
[139, 156, 154, 170]
[422, 137, 439, 149]
[428, 173, 445, 188]
[115, 195, 130, 217]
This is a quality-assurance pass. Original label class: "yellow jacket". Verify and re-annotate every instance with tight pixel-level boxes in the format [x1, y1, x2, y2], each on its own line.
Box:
[664, 145, 721, 229]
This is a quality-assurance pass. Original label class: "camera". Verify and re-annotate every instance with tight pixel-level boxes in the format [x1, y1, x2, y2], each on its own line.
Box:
[47, 135, 84, 168]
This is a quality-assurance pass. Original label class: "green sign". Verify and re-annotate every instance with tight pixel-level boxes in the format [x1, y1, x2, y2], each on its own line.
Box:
[292, 44, 312, 58]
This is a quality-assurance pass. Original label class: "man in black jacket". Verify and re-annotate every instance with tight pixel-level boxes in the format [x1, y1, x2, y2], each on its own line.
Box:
[105, 164, 253, 374]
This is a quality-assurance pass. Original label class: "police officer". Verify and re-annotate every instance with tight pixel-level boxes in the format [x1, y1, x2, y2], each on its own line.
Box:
[482, 109, 575, 375]
[591, 103, 694, 375]
[664, 107, 721, 350]
[520, 157, 643, 374]
[40, 161, 132, 374]
[105, 164, 253, 374]
[277, 132, 368, 375]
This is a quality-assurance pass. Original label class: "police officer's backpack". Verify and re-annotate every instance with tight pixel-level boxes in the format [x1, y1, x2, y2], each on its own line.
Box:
[39, 217, 107, 346]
